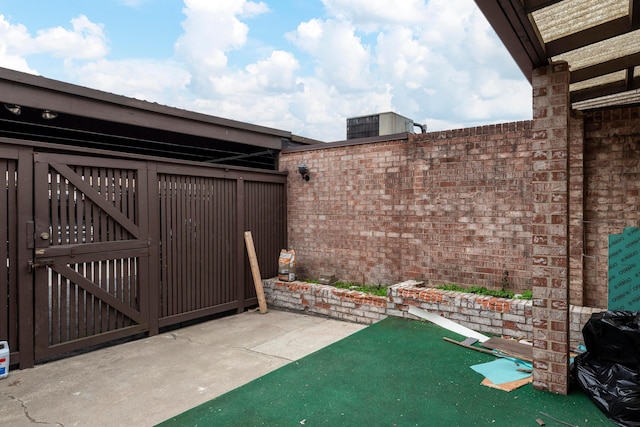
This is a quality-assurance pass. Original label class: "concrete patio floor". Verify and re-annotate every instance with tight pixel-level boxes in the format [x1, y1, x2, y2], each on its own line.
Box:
[0, 309, 366, 426]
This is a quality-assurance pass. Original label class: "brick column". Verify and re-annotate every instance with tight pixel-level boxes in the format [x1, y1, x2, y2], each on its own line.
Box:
[531, 62, 571, 394]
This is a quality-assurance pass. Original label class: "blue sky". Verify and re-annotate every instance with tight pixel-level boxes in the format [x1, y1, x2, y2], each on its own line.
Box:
[0, 0, 532, 141]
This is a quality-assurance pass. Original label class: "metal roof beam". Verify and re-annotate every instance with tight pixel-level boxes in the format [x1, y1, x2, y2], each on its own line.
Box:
[504, 0, 548, 64]
[570, 52, 640, 83]
[631, 0, 640, 28]
[547, 16, 639, 57]
[627, 67, 636, 90]
[474, 0, 548, 82]
[205, 149, 274, 164]
[571, 75, 640, 103]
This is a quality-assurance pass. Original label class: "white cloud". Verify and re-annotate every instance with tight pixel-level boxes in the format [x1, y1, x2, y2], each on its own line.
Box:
[0, 15, 38, 73]
[201, 49, 300, 97]
[175, 0, 269, 81]
[240, 1, 269, 17]
[287, 18, 372, 91]
[33, 15, 108, 60]
[245, 50, 299, 92]
[0, 13, 108, 73]
[375, 27, 430, 89]
[289, 78, 393, 139]
[321, 0, 429, 29]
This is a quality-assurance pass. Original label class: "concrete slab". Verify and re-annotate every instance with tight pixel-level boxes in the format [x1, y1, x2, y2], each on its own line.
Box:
[0, 309, 366, 427]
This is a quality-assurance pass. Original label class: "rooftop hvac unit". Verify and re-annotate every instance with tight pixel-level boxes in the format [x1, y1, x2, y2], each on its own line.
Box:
[346, 112, 424, 140]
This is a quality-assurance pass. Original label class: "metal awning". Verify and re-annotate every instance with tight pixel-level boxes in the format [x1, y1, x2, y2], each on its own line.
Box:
[0, 67, 318, 169]
[474, 0, 640, 110]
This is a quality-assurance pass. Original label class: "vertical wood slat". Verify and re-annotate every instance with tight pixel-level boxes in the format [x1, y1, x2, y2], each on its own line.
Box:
[33, 160, 50, 354]
[147, 163, 159, 335]
[51, 273, 57, 344]
[0, 160, 17, 349]
[51, 172, 60, 244]
[186, 176, 193, 312]
[166, 175, 172, 315]
[17, 149, 34, 367]
[170, 174, 178, 316]
[7, 160, 17, 346]
[0, 161, 9, 343]
[198, 176, 204, 310]
[178, 175, 186, 313]
[113, 169, 123, 328]
[204, 176, 211, 307]
[236, 177, 245, 311]
[215, 180, 221, 306]
[78, 262, 87, 338]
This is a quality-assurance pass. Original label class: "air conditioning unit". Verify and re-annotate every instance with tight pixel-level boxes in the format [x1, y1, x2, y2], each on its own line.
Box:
[346, 112, 420, 140]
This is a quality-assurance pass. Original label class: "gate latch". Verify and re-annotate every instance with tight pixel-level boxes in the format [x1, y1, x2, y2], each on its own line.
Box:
[28, 259, 54, 273]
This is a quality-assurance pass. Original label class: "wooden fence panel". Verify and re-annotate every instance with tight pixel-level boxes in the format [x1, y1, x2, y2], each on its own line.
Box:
[157, 171, 239, 325]
[157, 166, 287, 327]
[244, 180, 287, 298]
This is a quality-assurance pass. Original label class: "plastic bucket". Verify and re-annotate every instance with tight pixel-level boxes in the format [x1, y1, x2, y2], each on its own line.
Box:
[0, 341, 9, 379]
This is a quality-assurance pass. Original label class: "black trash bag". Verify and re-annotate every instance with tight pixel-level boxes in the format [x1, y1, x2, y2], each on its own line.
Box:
[574, 353, 640, 427]
[582, 311, 640, 369]
[573, 311, 640, 426]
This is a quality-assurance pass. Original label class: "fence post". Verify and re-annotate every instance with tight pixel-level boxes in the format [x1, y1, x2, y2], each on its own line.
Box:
[17, 149, 34, 368]
[146, 162, 159, 335]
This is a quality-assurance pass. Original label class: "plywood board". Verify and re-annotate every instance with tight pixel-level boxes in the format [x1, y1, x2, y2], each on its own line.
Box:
[481, 376, 532, 392]
[480, 337, 533, 362]
[244, 231, 267, 314]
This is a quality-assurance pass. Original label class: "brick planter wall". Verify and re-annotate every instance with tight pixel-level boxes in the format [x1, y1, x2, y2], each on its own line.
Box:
[387, 281, 533, 337]
[263, 279, 387, 324]
[264, 278, 603, 343]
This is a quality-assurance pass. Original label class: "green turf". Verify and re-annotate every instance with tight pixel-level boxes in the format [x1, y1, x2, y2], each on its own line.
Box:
[158, 317, 614, 426]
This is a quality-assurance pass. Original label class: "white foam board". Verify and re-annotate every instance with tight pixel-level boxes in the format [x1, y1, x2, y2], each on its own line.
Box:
[408, 305, 490, 343]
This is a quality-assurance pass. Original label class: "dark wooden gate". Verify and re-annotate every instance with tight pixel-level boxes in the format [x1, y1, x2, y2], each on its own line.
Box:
[32, 153, 150, 360]
[0, 139, 287, 368]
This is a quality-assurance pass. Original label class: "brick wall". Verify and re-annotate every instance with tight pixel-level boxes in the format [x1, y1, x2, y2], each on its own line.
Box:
[583, 106, 640, 308]
[282, 123, 533, 293]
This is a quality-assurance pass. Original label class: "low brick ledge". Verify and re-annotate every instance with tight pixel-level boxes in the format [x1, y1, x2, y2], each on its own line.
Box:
[263, 278, 602, 342]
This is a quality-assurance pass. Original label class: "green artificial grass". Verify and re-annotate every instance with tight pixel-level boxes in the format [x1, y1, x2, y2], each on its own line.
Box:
[158, 317, 613, 427]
